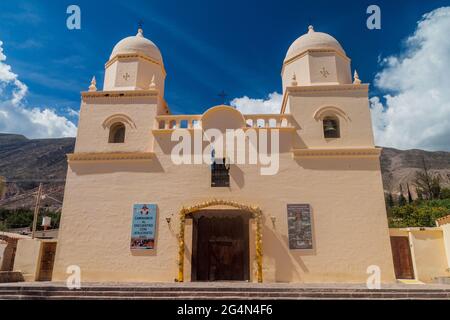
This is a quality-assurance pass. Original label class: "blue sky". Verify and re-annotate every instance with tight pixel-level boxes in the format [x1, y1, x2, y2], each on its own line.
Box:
[0, 1, 450, 150]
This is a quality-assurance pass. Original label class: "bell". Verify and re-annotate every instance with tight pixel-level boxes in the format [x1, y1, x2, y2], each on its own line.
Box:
[324, 120, 337, 132]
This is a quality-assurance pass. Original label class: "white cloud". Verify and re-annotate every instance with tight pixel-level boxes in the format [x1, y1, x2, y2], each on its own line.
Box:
[230, 92, 282, 114]
[66, 107, 80, 118]
[370, 7, 450, 151]
[0, 40, 77, 138]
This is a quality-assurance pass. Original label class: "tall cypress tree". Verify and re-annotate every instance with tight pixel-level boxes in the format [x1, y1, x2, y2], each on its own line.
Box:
[407, 183, 413, 204]
[387, 193, 395, 208]
[398, 184, 407, 207]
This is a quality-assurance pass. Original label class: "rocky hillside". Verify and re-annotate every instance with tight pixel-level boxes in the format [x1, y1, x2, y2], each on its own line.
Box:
[0, 134, 74, 210]
[0, 133, 449, 210]
[381, 147, 450, 195]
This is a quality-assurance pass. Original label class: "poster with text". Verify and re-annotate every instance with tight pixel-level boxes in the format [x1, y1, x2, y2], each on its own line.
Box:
[287, 204, 313, 250]
[130, 204, 157, 250]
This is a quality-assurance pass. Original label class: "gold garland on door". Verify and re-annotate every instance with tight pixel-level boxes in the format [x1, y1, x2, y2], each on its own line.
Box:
[177, 199, 263, 283]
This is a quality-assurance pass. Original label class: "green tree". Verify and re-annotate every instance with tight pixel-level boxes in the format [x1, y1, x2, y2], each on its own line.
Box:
[407, 183, 413, 204]
[398, 185, 407, 206]
[387, 193, 395, 208]
[0, 176, 5, 199]
[388, 199, 450, 228]
[414, 157, 442, 200]
[441, 188, 450, 199]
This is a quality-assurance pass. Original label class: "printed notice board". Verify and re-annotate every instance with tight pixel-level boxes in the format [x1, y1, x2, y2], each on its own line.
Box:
[130, 204, 157, 250]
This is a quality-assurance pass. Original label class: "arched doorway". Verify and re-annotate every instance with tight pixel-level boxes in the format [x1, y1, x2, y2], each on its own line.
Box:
[177, 200, 263, 283]
[191, 210, 251, 281]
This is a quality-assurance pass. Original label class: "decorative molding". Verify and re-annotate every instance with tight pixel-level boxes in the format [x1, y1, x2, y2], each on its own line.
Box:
[313, 106, 350, 121]
[105, 53, 167, 77]
[81, 89, 159, 100]
[202, 105, 247, 127]
[102, 114, 137, 129]
[282, 48, 351, 74]
[177, 199, 263, 283]
[67, 152, 155, 162]
[287, 83, 369, 93]
[281, 84, 369, 114]
[292, 147, 382, 158]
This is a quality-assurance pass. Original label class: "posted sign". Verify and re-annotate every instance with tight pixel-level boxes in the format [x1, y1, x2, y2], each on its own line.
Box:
[287, 204, 313, 250]
[130, 204, 157, 250]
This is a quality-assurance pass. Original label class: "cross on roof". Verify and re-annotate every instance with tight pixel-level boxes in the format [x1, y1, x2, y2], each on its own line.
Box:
[218, 90, 228, 105]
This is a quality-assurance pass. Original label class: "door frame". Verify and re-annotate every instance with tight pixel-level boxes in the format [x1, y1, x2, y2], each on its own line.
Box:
[177, 199, 264, 283]
[36, 241, 57, 282]
[390, 236, 415, 280]
[190, 210, 251, 282]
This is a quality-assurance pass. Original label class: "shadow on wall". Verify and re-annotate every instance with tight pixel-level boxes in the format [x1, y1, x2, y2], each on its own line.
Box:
[230, 165, 245, 189]
[295, 157, 380, 171]
[263, 224, 318, 282]
[70, 158, 164, 175]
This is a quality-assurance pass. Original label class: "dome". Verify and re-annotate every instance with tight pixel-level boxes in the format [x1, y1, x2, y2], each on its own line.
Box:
[110, 28, 163, 63]
[284, 26, 345, 63]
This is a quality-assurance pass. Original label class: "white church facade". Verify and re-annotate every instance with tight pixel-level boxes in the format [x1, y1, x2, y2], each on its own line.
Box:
[51, 26, 396, 283]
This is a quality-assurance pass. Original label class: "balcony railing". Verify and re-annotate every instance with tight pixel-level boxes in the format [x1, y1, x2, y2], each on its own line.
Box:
[154, 114, 295, 131]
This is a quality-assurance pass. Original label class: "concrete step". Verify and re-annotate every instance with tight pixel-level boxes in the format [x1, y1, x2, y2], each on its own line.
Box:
[1, 286, 450, 300]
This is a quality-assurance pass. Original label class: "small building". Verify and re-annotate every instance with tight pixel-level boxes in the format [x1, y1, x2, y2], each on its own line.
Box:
[0, 232, 30, 272]
[390, 215, 450, 283]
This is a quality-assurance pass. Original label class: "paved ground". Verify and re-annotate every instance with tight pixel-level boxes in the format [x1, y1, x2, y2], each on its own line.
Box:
[2, 281, 450, 290]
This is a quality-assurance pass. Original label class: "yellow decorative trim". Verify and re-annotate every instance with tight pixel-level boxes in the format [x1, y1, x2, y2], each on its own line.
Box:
[67, 152, 154, 162]
[292, 148, 382, 158]
[177, 199, 263, 283]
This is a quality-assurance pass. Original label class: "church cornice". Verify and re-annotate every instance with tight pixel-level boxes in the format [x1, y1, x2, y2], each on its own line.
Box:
[105, 53, 167, 77]
[292, 147, 381, 159]
[282, 48, 351, 75]
[81, 89, 159, 100]
[67, 152, 155, 162]
[280, 84, 369, 114]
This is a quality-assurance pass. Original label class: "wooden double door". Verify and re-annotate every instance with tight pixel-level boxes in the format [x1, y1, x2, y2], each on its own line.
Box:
[191, 212, 250, 282]
[390, 236, 415, 279]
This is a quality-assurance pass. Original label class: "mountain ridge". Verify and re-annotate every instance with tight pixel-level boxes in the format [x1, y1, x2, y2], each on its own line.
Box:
[0, 134, 449, 210]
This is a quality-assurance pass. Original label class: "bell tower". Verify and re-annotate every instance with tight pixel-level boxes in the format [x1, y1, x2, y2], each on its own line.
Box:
[281, 26, 375, 149]
[103, 27, 166, 97]
[73, 27, 169, 155]
[282, 26, 352, 92]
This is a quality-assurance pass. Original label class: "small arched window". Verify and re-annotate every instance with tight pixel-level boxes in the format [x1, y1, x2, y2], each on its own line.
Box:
[109, 122, 126, 143]
[323, 117, 340, 139]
